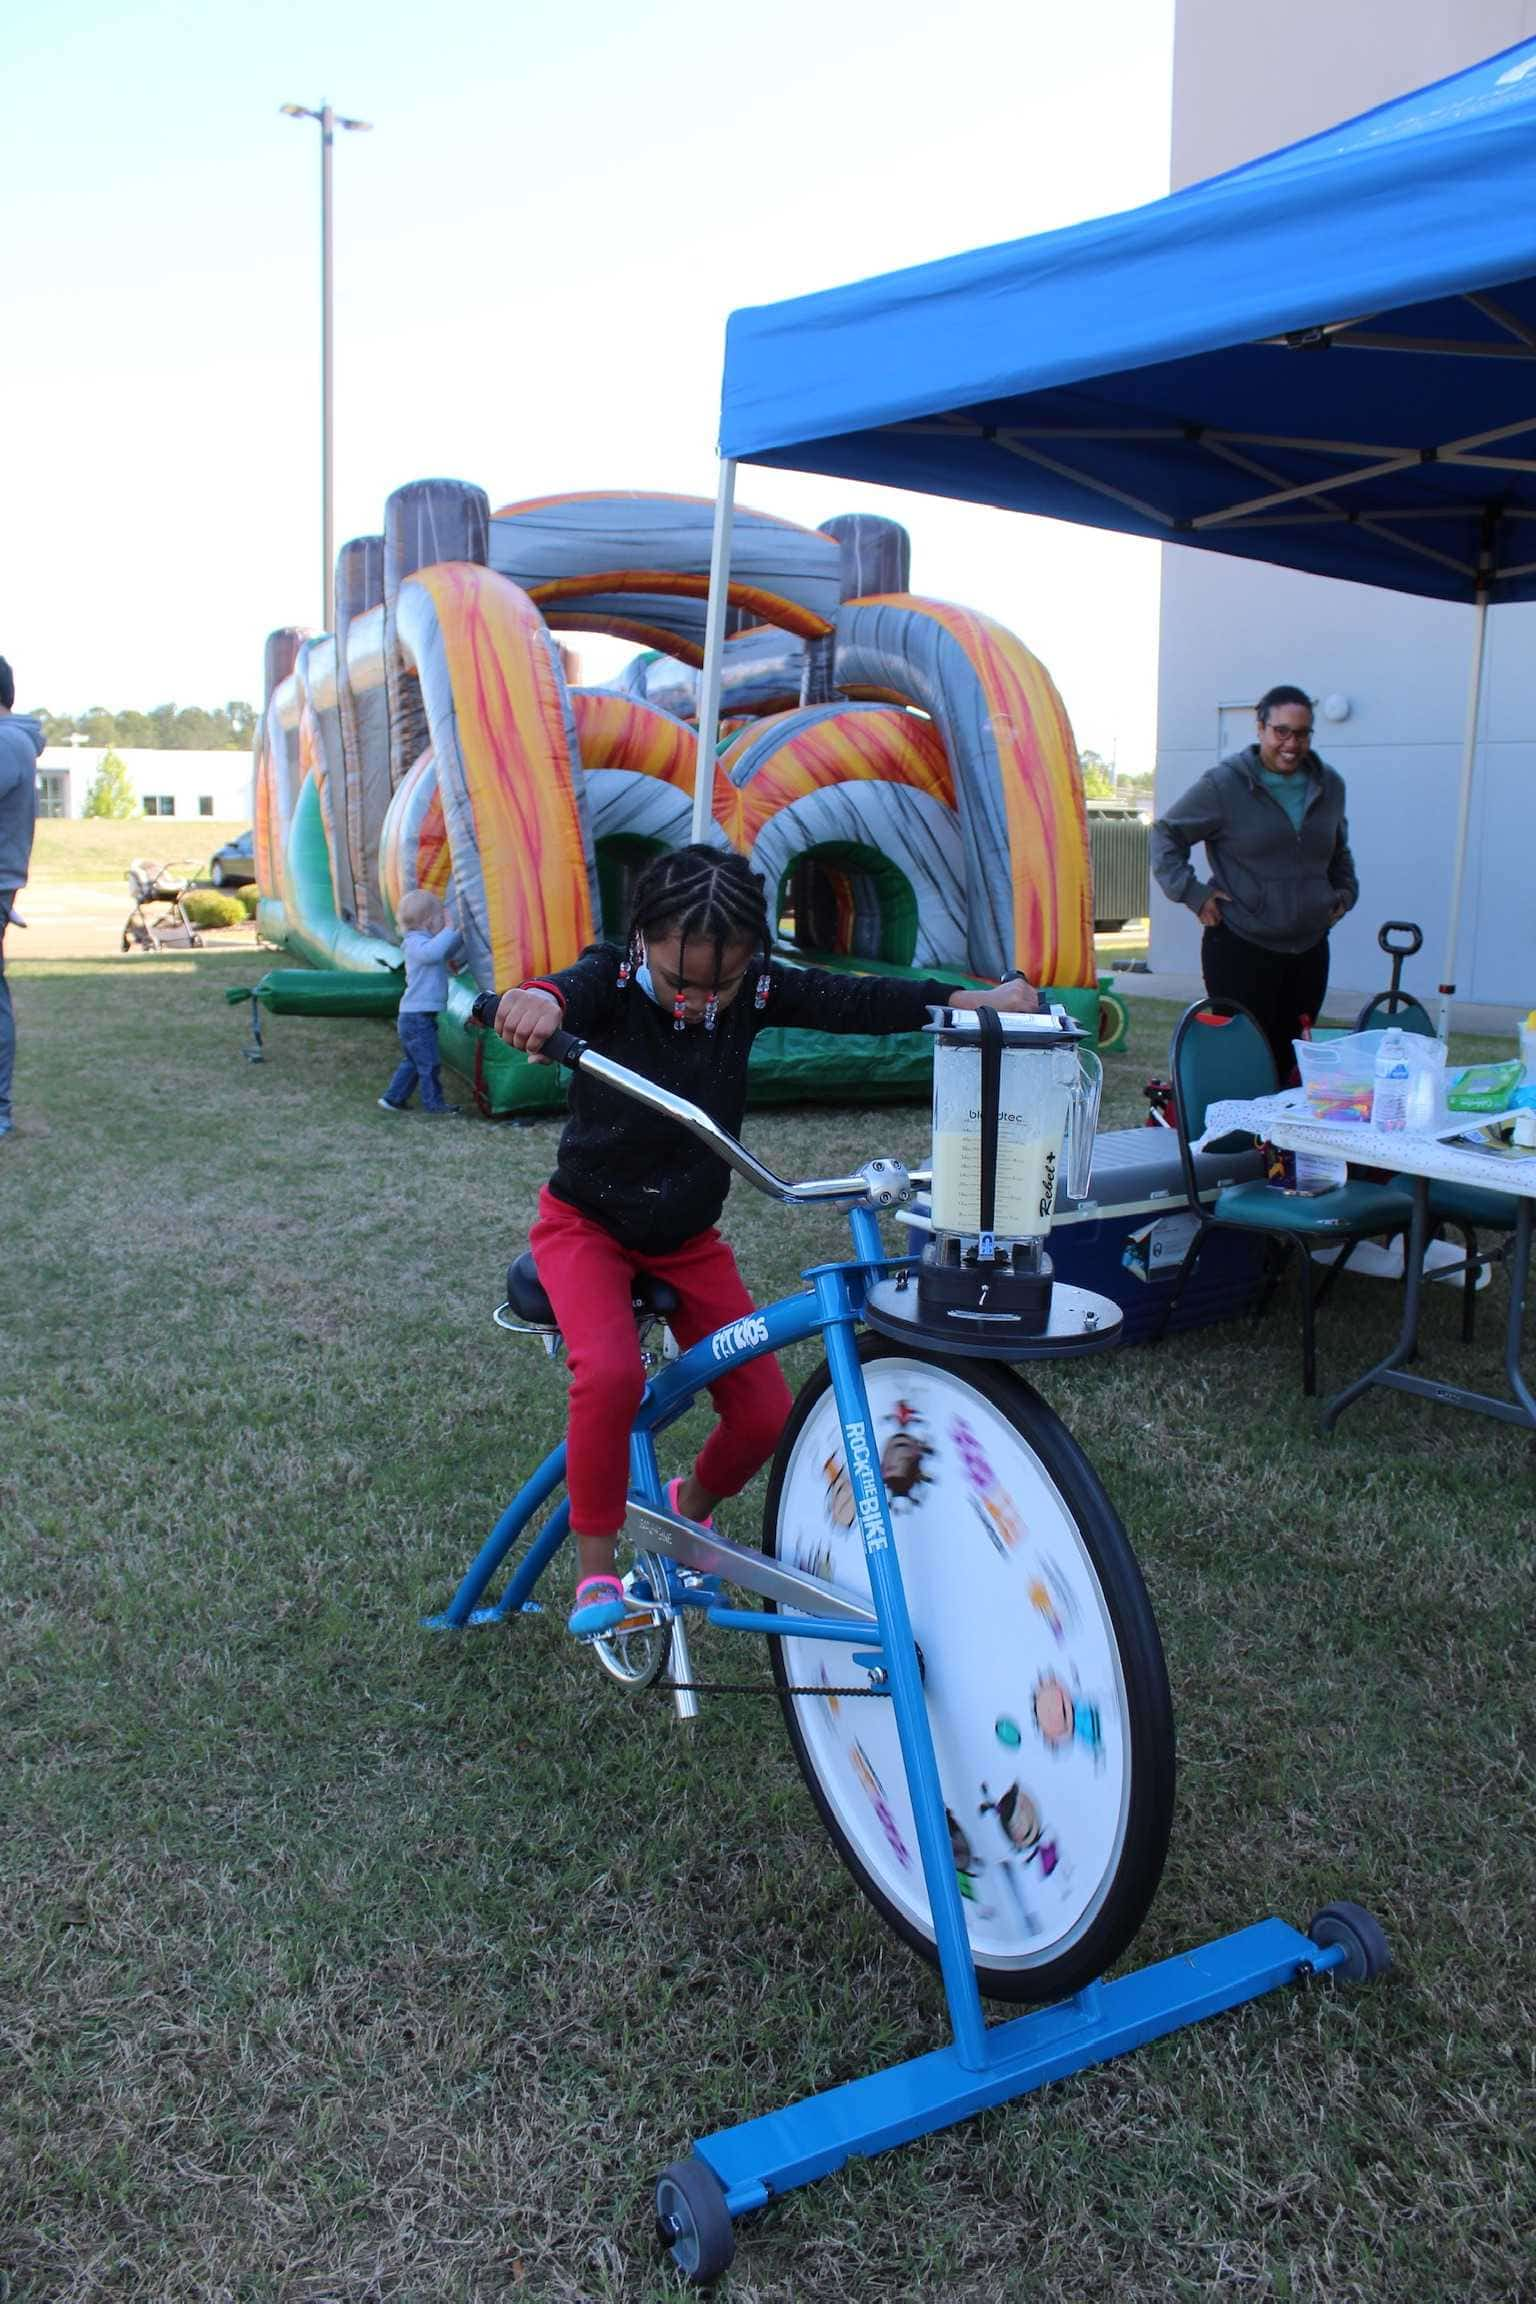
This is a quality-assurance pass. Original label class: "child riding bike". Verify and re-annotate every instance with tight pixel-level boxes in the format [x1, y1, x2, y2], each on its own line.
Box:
[472, 843, 1037, 1639]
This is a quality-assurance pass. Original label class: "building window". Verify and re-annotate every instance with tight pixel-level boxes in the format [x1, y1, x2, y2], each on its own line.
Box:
[198, 795, 214, 817]
[36, 771, 69, 820]
[143, 795, 176, 817]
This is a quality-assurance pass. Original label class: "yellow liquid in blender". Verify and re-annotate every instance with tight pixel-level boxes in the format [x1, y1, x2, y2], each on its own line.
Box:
[929, 1131, 1057, 1235]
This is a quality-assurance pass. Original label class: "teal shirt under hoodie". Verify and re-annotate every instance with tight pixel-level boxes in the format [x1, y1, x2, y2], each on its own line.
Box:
[1151, 743, 1358, 955]
[0, 714, 45, 891]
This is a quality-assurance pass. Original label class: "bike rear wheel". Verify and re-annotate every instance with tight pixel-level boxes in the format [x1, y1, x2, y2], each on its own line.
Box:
[763, 1337, 1174, 2004]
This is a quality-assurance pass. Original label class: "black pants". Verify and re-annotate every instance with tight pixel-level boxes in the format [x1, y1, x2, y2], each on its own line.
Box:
[1201, 920, 1330, 1084]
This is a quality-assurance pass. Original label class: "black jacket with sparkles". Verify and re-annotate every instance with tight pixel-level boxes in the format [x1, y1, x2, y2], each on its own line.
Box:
[489, 944, 958, 1252]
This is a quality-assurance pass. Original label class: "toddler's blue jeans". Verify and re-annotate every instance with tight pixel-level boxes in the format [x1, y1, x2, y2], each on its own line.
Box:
[383, 1010, 449, 1110]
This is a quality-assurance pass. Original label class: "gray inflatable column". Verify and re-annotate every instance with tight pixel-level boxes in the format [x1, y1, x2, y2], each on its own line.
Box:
[821, 513, 911, 600]
[804, 515, 912, 704]
[383, 479, 491, 790]
[335, 534, 388, 929]
[260, 627, 307, 828]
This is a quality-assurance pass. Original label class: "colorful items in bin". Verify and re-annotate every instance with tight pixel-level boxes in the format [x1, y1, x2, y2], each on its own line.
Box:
[1295, 1035, 1376, 1122]
[1447, 1059, 1525, 1112]
[1297, 1028, 1446, 1127]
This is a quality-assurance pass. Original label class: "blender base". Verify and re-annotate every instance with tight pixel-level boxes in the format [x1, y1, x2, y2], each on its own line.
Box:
[862, 1275, 1124, 1359]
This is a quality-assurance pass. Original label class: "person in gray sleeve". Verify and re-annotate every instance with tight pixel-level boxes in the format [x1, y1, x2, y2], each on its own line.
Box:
[1151, 684, 1357, 1080]
[0, 657, 46, 1140]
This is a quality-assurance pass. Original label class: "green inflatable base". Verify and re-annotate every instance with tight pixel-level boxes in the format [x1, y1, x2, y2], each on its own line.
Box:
[231, 947, 1103, 1118]
[228, 967, 403, 1019]
[454, 959, 1104, 1118]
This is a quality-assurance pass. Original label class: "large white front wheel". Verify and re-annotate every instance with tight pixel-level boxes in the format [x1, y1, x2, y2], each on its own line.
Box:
[763, 1338, 1175, 2005]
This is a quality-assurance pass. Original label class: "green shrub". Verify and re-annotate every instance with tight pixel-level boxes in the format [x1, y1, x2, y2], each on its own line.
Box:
[236, 884, 260, 917]
[182, 890, 247, 930]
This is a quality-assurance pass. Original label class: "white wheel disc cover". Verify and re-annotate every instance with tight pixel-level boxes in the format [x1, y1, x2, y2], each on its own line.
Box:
[777, 1358, 1132, 1973]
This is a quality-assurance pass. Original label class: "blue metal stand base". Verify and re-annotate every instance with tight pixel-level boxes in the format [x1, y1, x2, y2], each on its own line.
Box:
[695, 1919, 1345, 2216]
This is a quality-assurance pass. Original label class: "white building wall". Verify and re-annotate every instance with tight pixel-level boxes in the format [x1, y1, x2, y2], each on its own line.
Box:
[36, 748, 253, 823]
[1155, 0, 1536, 1009]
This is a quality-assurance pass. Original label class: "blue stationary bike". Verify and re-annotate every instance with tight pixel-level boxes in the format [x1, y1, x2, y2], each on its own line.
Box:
[429, 1025, 1389, 2286]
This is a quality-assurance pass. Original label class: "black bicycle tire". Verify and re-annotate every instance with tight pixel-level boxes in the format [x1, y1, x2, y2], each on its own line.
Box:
[763, 1335, 1175, 2005]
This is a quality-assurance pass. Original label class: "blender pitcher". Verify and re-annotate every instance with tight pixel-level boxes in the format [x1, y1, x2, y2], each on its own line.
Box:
[920, 1004, 1098, 1337]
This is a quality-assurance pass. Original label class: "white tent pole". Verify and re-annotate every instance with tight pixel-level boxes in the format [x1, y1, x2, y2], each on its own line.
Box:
[1436, 585, 1489, 1040]
[690, 457, 737, 844]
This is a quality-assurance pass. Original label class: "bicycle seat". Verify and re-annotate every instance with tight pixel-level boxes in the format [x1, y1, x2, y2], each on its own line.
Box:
[505, 1251, 679, 1328]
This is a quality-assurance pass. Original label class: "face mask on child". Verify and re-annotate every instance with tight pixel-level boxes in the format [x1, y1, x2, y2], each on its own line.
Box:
[634, 948, 661, 1006]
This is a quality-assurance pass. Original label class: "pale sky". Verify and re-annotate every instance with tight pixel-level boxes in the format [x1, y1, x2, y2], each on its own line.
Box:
[2, 0, 1173, 769]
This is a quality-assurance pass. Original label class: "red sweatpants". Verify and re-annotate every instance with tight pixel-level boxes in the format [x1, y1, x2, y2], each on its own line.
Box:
[529, 1186, 795, 1535]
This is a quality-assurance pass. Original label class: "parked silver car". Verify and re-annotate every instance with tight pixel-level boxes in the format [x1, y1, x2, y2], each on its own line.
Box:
[209, 830, 255, 888]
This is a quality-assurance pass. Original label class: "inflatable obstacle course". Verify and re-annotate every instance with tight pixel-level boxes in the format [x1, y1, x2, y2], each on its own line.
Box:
[250, 480, 1109, 1112]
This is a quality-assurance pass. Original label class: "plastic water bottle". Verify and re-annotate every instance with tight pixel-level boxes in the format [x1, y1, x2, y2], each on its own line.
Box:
[1372, 1028, 1411, 1132]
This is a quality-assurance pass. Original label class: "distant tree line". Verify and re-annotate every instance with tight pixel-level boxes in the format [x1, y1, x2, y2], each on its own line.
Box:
[37, 702, 258, 751]
[1079, 749, 1154, 803]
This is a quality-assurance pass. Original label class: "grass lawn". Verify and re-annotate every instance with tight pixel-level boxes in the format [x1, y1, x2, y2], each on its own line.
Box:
[28, 818, 250, 889]
[2, 951, 1532, 2302]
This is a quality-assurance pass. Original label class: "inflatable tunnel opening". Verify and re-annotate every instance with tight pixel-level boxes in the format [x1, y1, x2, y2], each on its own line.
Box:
[596, 834, 670, 941]
[779, 843, 918, 967]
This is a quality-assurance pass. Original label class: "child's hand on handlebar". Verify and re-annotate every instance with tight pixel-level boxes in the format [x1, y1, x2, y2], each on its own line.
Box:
[493, 986, 563, 1058]
[951, 973, 1040, 1016]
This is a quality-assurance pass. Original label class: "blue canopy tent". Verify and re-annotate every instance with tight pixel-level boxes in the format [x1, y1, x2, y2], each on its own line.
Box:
[693, 35, 1536, 1026]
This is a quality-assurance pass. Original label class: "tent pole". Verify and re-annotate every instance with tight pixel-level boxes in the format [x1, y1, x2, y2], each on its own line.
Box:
[691, 458, 737, 843]
[1436, 585, 1488, 1040]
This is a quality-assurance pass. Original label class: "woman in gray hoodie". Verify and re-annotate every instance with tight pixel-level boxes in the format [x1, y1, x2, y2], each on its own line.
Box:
[0, 656, 46, 1139]
[1152, 684, 1357, 1080]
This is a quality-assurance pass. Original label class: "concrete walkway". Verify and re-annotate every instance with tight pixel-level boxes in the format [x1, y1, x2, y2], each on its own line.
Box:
[1103, 961, 1526, 1040]
[9, 882, 259, 961]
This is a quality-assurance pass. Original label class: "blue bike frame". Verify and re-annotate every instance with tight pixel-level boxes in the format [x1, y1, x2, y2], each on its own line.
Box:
[429, 1201, 1355, 2228]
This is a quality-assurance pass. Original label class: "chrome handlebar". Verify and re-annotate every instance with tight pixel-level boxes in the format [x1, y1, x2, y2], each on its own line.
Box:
[540, 1027, 914, 1212]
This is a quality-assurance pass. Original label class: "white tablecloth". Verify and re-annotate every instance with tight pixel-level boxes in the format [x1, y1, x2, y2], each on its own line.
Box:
[1196, 1091, 1536, 1200]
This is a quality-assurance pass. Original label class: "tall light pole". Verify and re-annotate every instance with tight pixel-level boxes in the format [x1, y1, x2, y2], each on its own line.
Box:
[280, 102, 372, 633]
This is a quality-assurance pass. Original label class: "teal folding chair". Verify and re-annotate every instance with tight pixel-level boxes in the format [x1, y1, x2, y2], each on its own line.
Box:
[1161, 1000, 1416, 1395]
[1353, 990, 1437, 1036]
[1424, 1175, 1522, 1342]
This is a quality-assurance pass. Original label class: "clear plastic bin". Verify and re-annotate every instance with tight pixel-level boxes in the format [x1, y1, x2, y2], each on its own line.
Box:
[1295, 1029, 1446, 1128]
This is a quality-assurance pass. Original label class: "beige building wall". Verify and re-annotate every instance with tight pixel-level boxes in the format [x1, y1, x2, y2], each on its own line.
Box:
[1171, 0, 1536, 189]
[1154, 0, 1536, 1008]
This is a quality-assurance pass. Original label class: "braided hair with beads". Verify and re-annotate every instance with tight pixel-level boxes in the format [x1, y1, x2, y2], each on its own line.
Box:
[619, 843, 773, 1032]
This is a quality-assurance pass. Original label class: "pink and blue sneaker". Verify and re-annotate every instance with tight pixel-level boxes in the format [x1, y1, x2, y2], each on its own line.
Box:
[567, 1574, 628, 1639]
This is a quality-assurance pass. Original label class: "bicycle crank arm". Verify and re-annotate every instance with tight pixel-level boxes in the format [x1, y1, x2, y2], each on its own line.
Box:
[622, 1502, 878, 1628]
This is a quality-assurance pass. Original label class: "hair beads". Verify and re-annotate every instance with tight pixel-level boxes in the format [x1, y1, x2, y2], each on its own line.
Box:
[754, 970, 771, 1011]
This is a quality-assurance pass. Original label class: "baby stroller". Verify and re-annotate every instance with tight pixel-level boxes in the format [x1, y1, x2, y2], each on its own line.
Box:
[122, 859, 204, 952]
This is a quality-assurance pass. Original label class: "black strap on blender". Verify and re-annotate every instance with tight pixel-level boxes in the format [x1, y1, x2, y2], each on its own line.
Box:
[976, 1004, 1002, 1259]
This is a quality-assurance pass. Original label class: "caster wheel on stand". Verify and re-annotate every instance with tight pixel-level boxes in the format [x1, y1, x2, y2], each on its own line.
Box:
[1308, 1900, 1392, 1982]
[655, 2156, 735, 2284]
